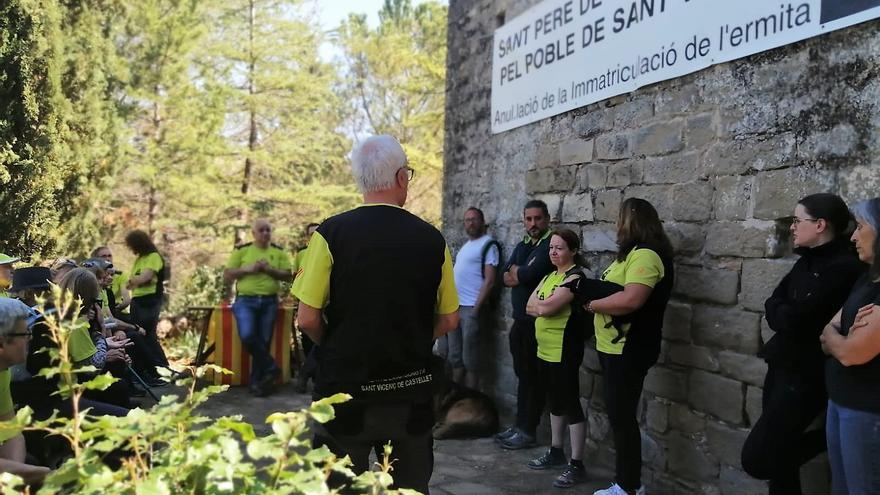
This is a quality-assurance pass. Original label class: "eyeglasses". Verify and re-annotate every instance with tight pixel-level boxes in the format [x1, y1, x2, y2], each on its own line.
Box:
[398, 167, 415, 182]
[791, 217, 819, 226]
[7, 331, 32, 339]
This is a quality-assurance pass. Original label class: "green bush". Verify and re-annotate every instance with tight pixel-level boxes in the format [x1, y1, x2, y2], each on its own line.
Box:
[0, 288, 413, 494]
[167, 265, 227, 316]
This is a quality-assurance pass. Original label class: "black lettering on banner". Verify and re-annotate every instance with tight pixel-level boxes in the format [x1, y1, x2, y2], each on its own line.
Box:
[718, 3, 811, 51]
[612, 0, 667, 33]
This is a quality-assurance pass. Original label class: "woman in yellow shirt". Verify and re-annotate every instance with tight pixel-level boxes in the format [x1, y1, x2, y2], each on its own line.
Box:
[588, 198, 674, 495]
[524, 228, 588, 489]
[124, 230, 169, 379]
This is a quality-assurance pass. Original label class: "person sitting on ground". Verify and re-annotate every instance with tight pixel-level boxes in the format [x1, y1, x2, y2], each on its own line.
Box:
[0, 298, 51, 485]
[0, 254, 20, 299]
[524, 228, 589, 489]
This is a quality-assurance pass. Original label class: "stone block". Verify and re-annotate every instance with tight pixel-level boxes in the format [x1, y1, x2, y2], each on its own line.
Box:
[624, 184, 674, 219]
[666, 222, 705, 255]
[633, 120, 685, 156]
[669, 403, 706, 434]
[644, 366, 688, 401]
[713, 175, 752, 221]
[646, 400, 669, 433]
[717, 351, 767, 387]
[594, 189, 622, 222]
[559, 138, 594, 165]
[686, 113, 717, 149]
[761, 317, 773, 347]
[607, 163, 634, 187]
[654, 83, 702, 115]
[705, 221, 783, 258]
[596, 133, 632, 160]
[706, 421, 750, 467]
[672, 181, 713, 221]
[745, 385, 762, 426]
[704, 133, 796, 176]
[688, 370, 744, 424]
[525, 165, 577, 193]
[536, 143, 560, 168]
[718, 103, 778, 137]
[534, 193, 562, 222]
[582, 223, 618, 253]
[642, 431, 667, 469]
[667, 432, 720, 481]
[663, 301, 693, 342]
[561, 192, 594, 222]
[674, 265, 740, 305]
[587, 409, 611, 441]
[613, 98, 654, 128]
[579, 163, 607, 190]
[643, 152, 703, 184]
[693, 305, 762, 354]
[799, 123, 859, 159]
[583, 348, 601, 372]
[572, 110, 613, 138]
[753, 168, 837, 220]
[668, 344, 720, 372]
[841, 164, 880, 205]
[719, 465, 769, 495]
[578, 367, 594, 399]
[740, 258, 796, 311]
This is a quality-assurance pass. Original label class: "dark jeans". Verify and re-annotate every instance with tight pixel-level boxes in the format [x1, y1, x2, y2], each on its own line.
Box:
[741, 365, 827, 495]
[314, 402, 434, 494]
[599, 351, 654, 492]
[130, 294, 169, 369]
[509, 317, 545, 435]
[826, 400, 880, 495]
[232, 295, 279, 384]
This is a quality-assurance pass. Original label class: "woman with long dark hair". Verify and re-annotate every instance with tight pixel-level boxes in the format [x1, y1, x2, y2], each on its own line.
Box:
[124, 230, 169, 379]
[523, 228, 588, 488]
[820, 197, 880, 494]
[589, 198, 674, 495]
[741, 193, 863, 494]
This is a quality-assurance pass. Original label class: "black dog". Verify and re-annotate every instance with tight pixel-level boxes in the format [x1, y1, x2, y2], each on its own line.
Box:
[562, 277, 632, 344]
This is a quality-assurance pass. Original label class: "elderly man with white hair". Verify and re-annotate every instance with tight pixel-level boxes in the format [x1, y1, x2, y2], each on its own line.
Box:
[0, 298, 51, 485]
[293, 135, 459, 492]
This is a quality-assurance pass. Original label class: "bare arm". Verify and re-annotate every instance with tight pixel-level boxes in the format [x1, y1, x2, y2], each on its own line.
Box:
[126, 269, 155, 289]
[473, 265, 497, 313]
[821, 305, 880, 366]
[526, 275, 578, 317]
[223, 265, 255, 283]
[296, 301, 324, 344]
[0, 412, 50, 484]
[433, 311, 460, 340]
[263, 266, 293, 282]
[503, 265, 519, 287]
[589, 283, 654, 316]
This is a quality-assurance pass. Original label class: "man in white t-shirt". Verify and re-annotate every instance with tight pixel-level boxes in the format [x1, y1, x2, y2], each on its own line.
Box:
[438, 207, 499, 389]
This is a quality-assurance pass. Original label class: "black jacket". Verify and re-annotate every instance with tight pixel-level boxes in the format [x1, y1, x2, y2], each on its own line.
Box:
[505, 232, 553, 320]
[762, 238, 865, 378]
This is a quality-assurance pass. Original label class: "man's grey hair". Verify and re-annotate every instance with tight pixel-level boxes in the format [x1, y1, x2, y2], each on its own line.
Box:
[0, 298, 30, 338]
[350, 135, 407, 193]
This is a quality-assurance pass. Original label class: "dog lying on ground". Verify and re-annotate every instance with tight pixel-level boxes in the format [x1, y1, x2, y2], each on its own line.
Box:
[431, 360, 499, 440]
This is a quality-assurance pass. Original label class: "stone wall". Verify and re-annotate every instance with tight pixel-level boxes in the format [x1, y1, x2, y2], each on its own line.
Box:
[442, 1, 880, 493]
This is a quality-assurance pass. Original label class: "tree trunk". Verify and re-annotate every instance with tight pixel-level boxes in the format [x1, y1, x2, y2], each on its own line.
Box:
[236, 0, 258, 245]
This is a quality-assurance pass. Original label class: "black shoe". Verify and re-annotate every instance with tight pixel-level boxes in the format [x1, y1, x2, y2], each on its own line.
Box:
[528, 448, 567, 470]
[258, 369, 281, 395]
[500, 430, 536, 450]
[249, 382, 266, 397]
[145, 376, 169, 388]
[553, 463, 587, 488]
[494, 426, 518, 443]
[128, 383, 147, 397]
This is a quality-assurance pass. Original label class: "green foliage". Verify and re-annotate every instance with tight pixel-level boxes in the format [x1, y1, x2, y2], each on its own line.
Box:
[0, 288, 413, 494]
[166, 264, 226, 315]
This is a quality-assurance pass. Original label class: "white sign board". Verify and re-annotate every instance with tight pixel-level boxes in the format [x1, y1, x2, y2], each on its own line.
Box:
[491, 0, 880, 133]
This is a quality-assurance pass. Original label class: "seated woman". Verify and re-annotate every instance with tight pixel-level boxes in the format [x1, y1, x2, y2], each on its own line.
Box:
[820, 197, 880, 495]
[0, 298, 51, 486]
[58, 268, 134, 409]
[524, 228, 588, 489]
[741, 193, 864, 494]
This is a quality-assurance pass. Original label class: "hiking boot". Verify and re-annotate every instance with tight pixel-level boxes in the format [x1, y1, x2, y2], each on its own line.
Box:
[554, 463, 587, 488]
[527, 448, 567, 470]
[593, 483, 645, 495]
[493, 426, 518, 443]
[500, 430, 536, 450]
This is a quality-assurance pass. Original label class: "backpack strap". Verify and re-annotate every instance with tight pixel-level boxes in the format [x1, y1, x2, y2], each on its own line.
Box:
[479, 240, 502, 279]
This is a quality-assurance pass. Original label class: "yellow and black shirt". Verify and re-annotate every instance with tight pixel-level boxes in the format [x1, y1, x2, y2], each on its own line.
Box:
[292, 203, 458, 403]
[535, 266, 586, 363]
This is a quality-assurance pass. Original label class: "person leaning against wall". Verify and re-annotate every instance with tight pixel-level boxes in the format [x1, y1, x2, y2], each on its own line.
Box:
[820, 197, 880, 495]
[741, 193, 864, 495]
[588, 198, 675, 495]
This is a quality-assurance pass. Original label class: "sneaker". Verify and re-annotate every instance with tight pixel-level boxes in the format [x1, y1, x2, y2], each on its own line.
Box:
[527, 448, 567, 470]
[500, 430, 536, 450]
[493, 426, 518, 443]
[554, 463, 587, 488]
[593, 483, 645, 495]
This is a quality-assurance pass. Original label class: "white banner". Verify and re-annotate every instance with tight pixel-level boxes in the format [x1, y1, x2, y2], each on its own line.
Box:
[491, 0, 880, 134]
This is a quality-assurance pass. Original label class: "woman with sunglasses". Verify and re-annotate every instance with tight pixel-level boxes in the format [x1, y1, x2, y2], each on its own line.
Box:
[742, 193, 864, 494]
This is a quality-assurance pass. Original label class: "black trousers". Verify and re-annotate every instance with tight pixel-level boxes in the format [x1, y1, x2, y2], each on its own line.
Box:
[130, 295, 169, 368]
[599, 351, 654, 492]
[314, 402, 434, 494]
[509, 317, 546, 435]
[741, 365, 827, 495]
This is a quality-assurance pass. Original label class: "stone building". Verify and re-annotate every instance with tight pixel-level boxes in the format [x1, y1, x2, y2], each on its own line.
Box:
[442, 1, 880, 493]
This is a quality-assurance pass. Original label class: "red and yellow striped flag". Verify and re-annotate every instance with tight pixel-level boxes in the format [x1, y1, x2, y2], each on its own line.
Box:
[207, 305, 292, 386]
